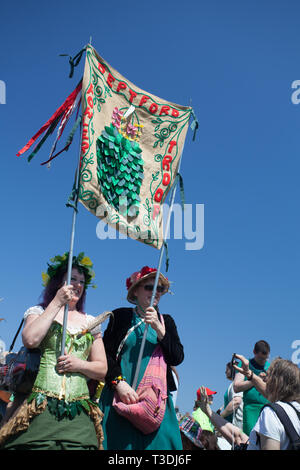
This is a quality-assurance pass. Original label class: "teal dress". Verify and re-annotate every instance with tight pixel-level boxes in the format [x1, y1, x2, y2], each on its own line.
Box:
[99, 311, 182, 450]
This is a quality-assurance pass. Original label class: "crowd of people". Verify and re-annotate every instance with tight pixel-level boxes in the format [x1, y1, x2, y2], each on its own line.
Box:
[177, 341, 300, 450]
[0, 252, 299, 451]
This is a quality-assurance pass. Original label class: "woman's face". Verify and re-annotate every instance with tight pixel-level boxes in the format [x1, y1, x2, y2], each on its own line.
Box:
[134, 278, 165, 309]
[63, 267, 85, 306]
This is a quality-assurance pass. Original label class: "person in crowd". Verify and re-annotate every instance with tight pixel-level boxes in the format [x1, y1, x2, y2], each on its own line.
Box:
[179, 414, 204, 450]
[219, 361, 243, 429]
[193, 387, 216, 432]
[234, 340, 270, 435]
[179, 414, 220, 450]
[0, 252, 107, 450]
[99, 265, 184, 450]
[170, 366, 179, 407]
[199, 430, 220, 450]
[197, 356, 300, 450]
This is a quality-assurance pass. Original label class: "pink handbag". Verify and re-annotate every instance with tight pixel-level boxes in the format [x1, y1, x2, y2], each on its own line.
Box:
[113, 341, 168, 435]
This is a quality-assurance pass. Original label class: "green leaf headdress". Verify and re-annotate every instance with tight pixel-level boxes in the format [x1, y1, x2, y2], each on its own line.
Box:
[41, 252, 96, 289]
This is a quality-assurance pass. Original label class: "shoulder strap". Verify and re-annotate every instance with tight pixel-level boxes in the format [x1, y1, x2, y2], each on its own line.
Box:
[116, 319, 144, 360]
[9, 319, 24, 352]
[263, 403, 300, 448]
[285, 402, 300, 420]
[115, 313, 164, 361]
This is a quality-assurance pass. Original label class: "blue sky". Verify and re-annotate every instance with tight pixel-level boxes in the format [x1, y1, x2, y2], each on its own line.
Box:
[1, 0, 300, 414]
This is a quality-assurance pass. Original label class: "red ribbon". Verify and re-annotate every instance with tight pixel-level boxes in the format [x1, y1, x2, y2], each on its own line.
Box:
[16, 81, 82, 157]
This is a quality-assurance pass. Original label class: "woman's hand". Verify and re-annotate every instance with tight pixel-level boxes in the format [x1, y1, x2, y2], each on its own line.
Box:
[56, 352, 82, 374]
[53, 283, 74, 308]
[115, 381, 139, 404]
[144, 307, 165, 340]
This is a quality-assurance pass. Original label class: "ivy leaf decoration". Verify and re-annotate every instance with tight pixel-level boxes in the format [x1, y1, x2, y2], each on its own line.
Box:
[35, 392, 46, 407]
[96, 113, 144, 218]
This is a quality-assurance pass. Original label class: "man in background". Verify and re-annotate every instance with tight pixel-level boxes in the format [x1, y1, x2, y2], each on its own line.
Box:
[233, 340, 270, 435]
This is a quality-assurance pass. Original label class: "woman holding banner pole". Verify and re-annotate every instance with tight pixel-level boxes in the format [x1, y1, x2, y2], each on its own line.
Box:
[0, 252, 108, 450]
[99, 265, 184, 450]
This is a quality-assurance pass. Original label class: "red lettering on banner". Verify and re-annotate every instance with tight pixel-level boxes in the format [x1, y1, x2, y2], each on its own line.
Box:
[171, 108, 179, 117]
[153, 204, 160, 220]
[83, 108, 93, 119]
[81, 83, 94, 157]
[107, 73, 115, 88]
[168, 141, 177, 154]
[149, 103, 158, 114]
[159, 105, 170, 116]
[81, 141, 89, 153]
[117, 82, 127, 93]
[98, 62, 106, 74]
[162, 155, 172, 171]
[163, 173, 171, 186]
[154, 139, 177, 206]
[87, 83, 93, 95]
[139, 95, 150, 107]
[129, 89, 137, 103]
[154, 188, 164, 203]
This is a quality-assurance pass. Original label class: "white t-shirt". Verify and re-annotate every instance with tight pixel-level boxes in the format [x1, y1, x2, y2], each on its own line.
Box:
[248, 401, 300, 450]
[227, 381, 243, 430]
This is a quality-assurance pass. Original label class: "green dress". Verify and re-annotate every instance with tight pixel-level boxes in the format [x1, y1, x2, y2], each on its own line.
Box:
[242, 358, 270, 436]
[2, 321, 103, 450]
[99, 311, 182, 450]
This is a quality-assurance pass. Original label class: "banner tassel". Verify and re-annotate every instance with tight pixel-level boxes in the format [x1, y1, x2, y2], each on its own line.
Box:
[176, 173, 185, 210]
[17, 81, 82, 160]
[59, 47, 87, 78]
[190, 108, 199, 141]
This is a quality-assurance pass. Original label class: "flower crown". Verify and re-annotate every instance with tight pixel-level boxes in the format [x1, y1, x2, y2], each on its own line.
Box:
[41, 252, 96, 289]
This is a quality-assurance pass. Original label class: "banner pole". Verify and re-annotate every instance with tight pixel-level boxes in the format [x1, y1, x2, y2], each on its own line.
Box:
[60, 124, 82, 355]
[131, 148, 185, 390]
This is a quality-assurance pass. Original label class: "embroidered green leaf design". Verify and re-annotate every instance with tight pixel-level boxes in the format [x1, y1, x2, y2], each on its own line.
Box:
[35, 392, 46, 407]
[80, 399, 90, 413]
[96, 120, 144, 217]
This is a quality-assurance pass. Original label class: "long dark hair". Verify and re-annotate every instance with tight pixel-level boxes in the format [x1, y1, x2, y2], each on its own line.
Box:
[39, 265, 87, 312]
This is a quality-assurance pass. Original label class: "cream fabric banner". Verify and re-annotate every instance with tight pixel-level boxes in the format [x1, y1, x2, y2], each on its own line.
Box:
[79, 45, 192, 249]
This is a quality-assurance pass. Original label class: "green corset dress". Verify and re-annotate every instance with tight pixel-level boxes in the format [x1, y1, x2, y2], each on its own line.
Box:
[32, 322, 92, 403]
[3, 322, 102, 450]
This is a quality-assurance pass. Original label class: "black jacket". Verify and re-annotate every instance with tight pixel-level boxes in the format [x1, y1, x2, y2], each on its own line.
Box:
[102, 307, 184, 392]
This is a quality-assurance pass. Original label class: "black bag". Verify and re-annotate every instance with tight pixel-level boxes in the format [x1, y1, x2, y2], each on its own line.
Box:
[0, 319, 41, 394]
[260, 403, 300, 450]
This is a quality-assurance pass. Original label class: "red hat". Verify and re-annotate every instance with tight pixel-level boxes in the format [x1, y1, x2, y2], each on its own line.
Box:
[197, 387, 217, 400]
[126, 266, 170, 304]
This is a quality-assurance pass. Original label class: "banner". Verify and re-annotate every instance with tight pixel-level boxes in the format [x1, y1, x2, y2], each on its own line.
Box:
[79, 45, 192, 249]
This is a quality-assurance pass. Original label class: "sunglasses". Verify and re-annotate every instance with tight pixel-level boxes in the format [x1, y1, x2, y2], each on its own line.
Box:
[143, 284, 166, 294]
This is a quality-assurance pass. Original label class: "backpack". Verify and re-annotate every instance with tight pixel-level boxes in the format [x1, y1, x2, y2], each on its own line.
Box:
[0, 319, 41, 394]
[259, 402, 300, 450]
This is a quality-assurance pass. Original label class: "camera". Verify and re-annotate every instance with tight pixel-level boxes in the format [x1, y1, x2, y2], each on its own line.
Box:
[230, 353, 239, 380]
